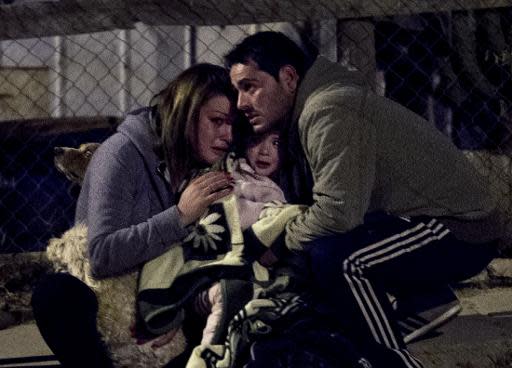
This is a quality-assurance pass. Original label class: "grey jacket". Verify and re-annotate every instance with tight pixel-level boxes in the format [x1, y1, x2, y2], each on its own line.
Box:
[75, 109, 189, 278]
[283, 57, 501, 251]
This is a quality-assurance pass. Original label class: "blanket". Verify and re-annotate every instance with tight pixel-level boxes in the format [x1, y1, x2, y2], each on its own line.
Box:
[136, 189, 306, 337]
[185, 295, 374, 368]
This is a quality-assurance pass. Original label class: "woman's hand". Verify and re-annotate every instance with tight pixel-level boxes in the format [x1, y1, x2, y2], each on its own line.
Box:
[177, 171, 234, 226]
[150, 328, 180, 349]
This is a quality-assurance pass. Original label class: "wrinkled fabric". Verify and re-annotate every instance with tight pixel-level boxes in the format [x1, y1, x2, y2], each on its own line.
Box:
[186, 295, 373, 368]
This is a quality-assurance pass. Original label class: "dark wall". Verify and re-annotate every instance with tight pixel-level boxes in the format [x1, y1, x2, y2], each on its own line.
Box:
[0, 118, 118, 253]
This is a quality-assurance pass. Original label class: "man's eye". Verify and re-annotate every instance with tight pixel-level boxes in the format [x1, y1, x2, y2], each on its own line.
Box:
[241, 83, 254, 93]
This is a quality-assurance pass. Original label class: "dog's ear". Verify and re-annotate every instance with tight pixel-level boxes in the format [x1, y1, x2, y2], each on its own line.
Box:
[54, 143, 100, 186]
[79, 143, 101, 155]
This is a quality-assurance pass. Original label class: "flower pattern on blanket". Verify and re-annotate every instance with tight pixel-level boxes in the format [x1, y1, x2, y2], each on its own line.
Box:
[182, 203, 232, 261]
[184, 212, 225, 252]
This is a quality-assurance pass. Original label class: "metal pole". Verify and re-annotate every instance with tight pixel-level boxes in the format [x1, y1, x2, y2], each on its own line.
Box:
[118, 29, 131, 114]
[337, 20, 376, 91]
[53, 35, 65, 117]
[184, 26, 196, 67]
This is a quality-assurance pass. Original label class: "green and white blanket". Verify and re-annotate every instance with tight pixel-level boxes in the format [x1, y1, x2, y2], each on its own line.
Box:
[136, 181, 306, 337]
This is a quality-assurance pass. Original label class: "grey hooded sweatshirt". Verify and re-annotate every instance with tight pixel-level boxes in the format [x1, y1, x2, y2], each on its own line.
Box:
[75, 109, 189, 278]
[283, 57, 503, 251]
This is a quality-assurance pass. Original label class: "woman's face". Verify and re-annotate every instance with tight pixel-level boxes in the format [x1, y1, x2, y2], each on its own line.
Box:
[245, 132, 280, 177]
[194, 95, 234, 165]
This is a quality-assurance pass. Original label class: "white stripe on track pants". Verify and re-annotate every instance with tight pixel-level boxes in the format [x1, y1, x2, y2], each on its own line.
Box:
[308, 212, 496, 368]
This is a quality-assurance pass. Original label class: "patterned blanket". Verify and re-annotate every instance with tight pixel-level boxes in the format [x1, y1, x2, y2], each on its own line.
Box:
[136, 176, 306, 338]
[185, 295, 374, 368]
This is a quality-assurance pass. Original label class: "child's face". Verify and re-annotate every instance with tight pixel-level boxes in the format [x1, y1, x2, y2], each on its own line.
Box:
[246, 132, 280, 177]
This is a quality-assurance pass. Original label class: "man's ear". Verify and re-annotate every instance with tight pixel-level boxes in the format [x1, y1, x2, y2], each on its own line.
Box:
[278, 65, 299, 94]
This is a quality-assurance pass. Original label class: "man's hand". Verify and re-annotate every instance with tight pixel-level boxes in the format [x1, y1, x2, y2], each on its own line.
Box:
[178, 171, 234, 226]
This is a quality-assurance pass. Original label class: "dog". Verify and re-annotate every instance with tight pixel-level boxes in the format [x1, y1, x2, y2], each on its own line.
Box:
[46, 225, 186, 367]
[54, 143, 100, 185]
[48, 143, 187, 367]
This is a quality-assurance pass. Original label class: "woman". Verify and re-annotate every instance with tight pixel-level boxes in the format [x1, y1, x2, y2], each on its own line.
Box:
[31, 63, 239, 368]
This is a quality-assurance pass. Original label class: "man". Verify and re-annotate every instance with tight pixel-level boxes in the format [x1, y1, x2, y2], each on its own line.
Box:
[225, 31, 503, 367]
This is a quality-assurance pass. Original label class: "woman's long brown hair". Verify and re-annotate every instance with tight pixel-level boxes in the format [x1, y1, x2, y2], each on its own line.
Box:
[156, 63, 237, 191]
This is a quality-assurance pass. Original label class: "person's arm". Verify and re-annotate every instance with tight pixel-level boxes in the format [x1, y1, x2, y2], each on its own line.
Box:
[285, 95, 377, 251]
[83, 139, 234, 278]
[83, 138, 189, 278]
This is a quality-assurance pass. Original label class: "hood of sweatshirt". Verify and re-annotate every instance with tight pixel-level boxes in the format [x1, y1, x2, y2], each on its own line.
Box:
[292, 56, 368, 123]
[116, 108, 172, 207]
[117, 107, 160, 176]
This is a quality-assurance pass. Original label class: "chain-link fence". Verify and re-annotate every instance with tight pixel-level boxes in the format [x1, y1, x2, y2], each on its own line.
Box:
[1, 1, 511, 253]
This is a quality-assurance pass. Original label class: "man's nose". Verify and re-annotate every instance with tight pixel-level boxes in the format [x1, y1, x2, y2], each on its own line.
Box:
[237, 93, 248, 111]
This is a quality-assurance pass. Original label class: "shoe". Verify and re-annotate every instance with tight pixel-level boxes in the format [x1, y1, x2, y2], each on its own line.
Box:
[392, 285, 462, 344]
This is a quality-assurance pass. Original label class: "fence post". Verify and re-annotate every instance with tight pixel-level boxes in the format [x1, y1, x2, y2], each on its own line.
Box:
[337, 20, 376, 91]
[118, 29, 131, 115]
[52, 36, 65, 117]
[184, 26, 196, 68]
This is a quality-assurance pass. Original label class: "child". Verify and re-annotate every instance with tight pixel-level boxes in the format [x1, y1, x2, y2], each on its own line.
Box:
[244, 130, 280, 180]
[232, 130, 283, 230]
[197, 130, 284, 345]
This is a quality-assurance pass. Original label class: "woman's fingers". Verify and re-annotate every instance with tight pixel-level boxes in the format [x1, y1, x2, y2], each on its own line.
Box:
[206, 177, 234, 195]
[150, 328, 179, 349]
[206, 187, 233, 202]
[194, 171, 233, 192]
[193, 171, 228, 186]
[177, 171, 234, 226]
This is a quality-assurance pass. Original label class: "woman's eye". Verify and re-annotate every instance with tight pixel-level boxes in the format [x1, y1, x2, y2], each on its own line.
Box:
[272, 139, 280, 147]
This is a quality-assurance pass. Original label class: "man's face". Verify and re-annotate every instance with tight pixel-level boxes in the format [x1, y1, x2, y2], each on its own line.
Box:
[230, 61, 295, 134]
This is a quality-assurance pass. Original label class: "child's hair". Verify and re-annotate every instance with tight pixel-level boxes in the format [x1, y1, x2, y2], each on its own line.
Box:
[231, 116, 255, 159]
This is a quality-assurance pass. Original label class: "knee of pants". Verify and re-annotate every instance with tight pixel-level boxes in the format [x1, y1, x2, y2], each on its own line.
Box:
[31, 273, 98, 317]
[452, 242, 497, 281]
[308, 237, 353, 287]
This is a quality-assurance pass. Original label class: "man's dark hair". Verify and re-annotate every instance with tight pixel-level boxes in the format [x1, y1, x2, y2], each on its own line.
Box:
[224, 31, 313, 80]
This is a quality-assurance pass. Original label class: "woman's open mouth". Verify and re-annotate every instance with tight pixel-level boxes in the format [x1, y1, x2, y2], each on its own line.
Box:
[255, 161, 271, 169]
[212, 147, 228, 155]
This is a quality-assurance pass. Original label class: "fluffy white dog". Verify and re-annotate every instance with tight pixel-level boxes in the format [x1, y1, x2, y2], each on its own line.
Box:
[46, 224, 186, 367]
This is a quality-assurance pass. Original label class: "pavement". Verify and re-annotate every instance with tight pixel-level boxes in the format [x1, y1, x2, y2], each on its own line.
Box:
[410, 287, 512, 368]
[0, 287, 512, 368]
[1, 287, 512, 367]
[0, 324, 57, 367]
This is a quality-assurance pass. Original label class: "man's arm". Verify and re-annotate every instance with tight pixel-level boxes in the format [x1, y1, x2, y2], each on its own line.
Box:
[285, 94, 377, 251]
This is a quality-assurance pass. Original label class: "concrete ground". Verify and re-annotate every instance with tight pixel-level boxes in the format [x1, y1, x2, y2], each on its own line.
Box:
[410, 287, 512, 368]
[1, 287, 512, 367]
